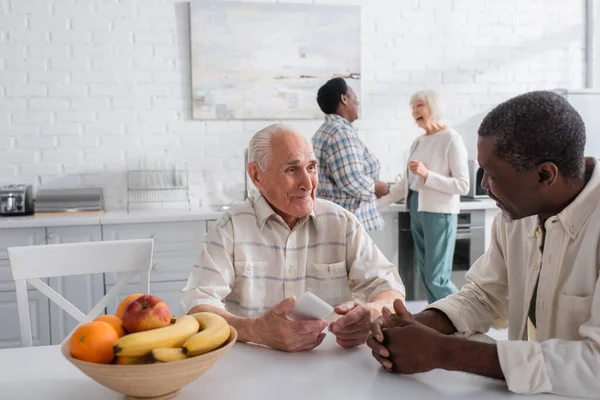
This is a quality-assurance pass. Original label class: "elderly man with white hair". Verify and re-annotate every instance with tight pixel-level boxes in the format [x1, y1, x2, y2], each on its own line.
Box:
[181, 124, 405, 352]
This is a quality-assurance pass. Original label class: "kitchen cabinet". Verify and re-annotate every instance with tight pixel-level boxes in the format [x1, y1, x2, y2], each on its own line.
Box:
[0, 288, 51, 348]
[0, 228, 47, 291]
[46, 226, 104, 345]
[103, 221, 205, 285]
[103, 250, 199, 286]
[368, 213, 400, 268]
[102, 222, 204, 322]
[102, 221, 205, 254]
[0, 220, 209, 348]
[0, 227, 50, 348]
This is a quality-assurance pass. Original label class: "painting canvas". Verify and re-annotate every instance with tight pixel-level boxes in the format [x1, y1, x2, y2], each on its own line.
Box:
[190, 0, 361, 120]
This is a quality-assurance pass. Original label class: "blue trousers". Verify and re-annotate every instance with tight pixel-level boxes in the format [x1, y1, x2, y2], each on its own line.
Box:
[408, 191, 458, 303]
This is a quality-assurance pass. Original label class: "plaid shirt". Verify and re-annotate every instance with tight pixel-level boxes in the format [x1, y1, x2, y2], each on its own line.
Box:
[312, 114, 384, 231]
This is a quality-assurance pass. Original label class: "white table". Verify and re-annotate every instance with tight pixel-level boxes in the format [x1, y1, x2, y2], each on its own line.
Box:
[0, 334, 568, 400]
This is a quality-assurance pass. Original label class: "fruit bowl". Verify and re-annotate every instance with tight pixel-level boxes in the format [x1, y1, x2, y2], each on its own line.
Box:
[61, 327, 237, 400]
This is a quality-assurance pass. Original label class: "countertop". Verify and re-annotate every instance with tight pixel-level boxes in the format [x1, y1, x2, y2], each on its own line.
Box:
[0, 333, 566, 400]
[0, 199, 498, 229]
[383, 197, 497, 213]
[0, 207, 224, 229]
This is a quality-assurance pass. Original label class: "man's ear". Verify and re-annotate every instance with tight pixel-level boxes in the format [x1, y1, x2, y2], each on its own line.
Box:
[247, 162, 264, 190]
[538, 162, 558, 186]
[340, 93, 349, 106]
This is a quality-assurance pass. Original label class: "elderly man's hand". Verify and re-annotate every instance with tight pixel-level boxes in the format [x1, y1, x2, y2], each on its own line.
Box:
[252, 297, 328, 352]
[328, 301, 382, 348]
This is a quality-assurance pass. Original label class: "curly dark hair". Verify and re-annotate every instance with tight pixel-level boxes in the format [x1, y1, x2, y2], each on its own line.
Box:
[317, 77, 348, 115]
[478, 90, 586, 180]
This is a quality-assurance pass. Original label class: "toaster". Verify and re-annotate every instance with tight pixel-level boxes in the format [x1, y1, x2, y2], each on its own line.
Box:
[0, 184, 34, 216]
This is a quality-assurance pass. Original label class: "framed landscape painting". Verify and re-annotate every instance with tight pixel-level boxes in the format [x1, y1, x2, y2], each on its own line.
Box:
[190, 0, 361, 120]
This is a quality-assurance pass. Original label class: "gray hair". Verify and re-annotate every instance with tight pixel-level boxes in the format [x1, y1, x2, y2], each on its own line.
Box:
[409, 90, 445, 122]
[248, 124, 296, 171]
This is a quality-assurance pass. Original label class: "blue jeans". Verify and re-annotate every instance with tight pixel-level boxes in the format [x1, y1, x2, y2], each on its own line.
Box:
[408, 191, 458, 303]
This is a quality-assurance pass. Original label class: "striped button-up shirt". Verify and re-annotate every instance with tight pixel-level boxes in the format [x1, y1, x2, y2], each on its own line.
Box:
[181, 195, 405, 318]
[312, 114, 384, 231]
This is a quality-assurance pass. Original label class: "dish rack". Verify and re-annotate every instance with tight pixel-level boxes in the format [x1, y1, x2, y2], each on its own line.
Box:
[127, 168, 190, 212]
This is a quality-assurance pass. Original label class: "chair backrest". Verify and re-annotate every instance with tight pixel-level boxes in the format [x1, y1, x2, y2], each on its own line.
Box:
[8, 239, 154, 347]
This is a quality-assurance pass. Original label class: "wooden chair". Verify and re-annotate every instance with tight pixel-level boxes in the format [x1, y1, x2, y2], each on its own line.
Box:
[8, 239, 154, 347]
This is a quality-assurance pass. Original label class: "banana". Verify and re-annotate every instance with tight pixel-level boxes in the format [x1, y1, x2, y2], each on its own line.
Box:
[148, 347, 188, 363]
[113, 315, 200, 357]
[183, 312, 230, 357]
[114, 355, 147, 365]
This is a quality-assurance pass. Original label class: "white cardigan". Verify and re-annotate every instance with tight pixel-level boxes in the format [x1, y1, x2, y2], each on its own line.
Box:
[379, 128, 470, 214]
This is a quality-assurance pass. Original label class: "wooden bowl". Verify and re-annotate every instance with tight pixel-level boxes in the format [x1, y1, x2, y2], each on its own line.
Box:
[61, 327, 237, 400]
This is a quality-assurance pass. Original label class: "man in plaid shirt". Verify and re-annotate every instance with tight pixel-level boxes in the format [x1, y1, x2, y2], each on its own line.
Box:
[312, 78, 389, 231]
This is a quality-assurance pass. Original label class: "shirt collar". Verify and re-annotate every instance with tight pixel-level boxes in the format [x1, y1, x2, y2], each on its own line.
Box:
[325, 113, 352, 126]
[556, 157, 600, 239]
[253, 194, 317, 230]
[529, 158, 600, 239]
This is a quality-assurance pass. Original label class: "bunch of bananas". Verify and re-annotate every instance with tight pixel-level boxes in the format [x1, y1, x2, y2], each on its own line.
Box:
[113, 312, 231, 364]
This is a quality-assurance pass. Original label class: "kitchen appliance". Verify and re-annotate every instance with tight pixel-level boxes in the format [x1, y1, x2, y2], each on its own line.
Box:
[35, 188, 104, 214]
[0, 184, 34, 216]
[465, 160, 487, 199]
[450, 211, 486, 290]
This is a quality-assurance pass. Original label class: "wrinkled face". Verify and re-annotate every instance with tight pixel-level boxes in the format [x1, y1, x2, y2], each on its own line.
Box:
[477, 136, 545, 221]
[343, 87, 360, 122]
[412, 99, 432, 128]
[250, 132, 318, 222]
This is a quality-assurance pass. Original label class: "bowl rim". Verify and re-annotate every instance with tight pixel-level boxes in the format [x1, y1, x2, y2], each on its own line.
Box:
[61, 326, 238, 369]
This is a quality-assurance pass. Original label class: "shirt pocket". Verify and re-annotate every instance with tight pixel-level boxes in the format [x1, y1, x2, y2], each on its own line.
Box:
[232, 261, 269, 309]
[556, 294, 593, 338]
[306, 261, 352, 307]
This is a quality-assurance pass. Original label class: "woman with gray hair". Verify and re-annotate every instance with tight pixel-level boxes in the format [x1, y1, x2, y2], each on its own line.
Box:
[379, 90, 470, 303]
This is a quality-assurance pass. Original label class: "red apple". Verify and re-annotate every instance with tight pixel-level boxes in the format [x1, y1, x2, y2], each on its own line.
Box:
[122, 294, 171, 333]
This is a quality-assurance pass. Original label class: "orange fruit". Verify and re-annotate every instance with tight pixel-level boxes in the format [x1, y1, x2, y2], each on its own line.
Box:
[69, 321, 119, 364]
[115, 293, 143, 320]
[94, 314, 126, 338]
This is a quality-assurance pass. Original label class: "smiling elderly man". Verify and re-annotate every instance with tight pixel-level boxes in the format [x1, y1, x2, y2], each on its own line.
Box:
[181, 124, 405, 352]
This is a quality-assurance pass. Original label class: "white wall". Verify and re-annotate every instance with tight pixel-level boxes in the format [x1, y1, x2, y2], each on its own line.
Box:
[0, 0, 586, 210]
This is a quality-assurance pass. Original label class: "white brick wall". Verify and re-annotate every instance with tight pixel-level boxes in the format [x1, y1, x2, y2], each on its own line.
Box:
[0, 0, 586, 209]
